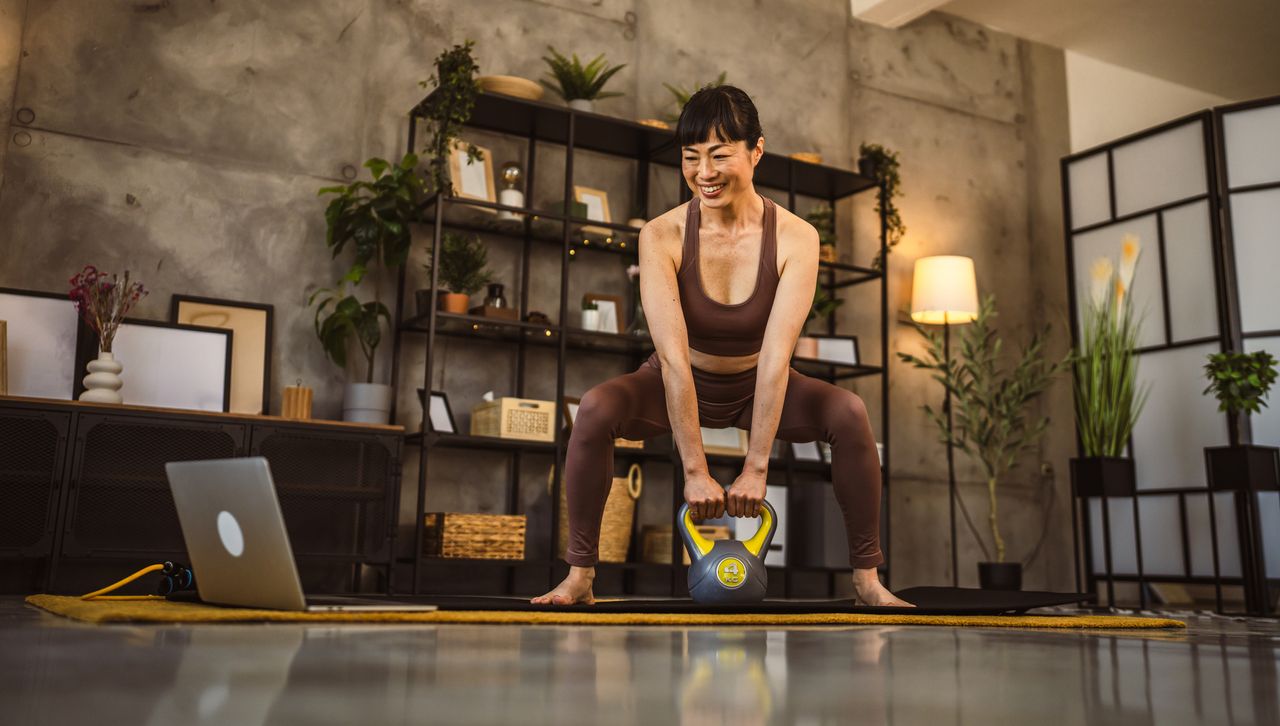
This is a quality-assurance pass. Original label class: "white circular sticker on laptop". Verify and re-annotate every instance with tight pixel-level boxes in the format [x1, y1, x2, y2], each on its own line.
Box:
[216, 511, 245, 557]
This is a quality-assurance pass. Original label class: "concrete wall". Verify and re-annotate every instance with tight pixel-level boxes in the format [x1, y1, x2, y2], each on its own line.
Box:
[0, 1, 1073, 593]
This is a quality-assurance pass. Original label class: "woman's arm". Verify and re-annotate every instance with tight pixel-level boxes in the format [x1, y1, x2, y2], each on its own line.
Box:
[725, 216, 820, 517]
[638, 217, 725, 520]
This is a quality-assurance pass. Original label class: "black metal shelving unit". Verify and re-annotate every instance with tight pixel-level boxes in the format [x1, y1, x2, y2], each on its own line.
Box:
[391, 90, 890, 597]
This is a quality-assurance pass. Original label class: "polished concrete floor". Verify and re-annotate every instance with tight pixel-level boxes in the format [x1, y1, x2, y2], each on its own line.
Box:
[2, 598, 1278, 726]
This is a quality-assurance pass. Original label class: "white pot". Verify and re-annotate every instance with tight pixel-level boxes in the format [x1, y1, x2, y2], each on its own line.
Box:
[568, 98, 594, 113]
[80, 351, 124, 404]
[581, 308, 600, 331]
[497, 188, 524, 221]
[343, 382, 392, 424]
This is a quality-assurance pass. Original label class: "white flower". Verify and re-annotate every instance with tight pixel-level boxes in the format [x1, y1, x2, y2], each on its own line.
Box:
[1089, 257, 1113, 308]
[626, 264, 640, 281]
[1118, 233, 1140, 293]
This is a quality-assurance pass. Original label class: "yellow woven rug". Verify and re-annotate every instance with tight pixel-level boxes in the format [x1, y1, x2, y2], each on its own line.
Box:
[25, 595, 1185, 629]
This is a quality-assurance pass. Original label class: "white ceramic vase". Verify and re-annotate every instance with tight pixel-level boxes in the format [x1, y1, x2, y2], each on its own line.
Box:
[568, 98, 594, 113]
[581, 308, 600, 332]
[80, 351, 124, 404]
[343, 382, 392, 424]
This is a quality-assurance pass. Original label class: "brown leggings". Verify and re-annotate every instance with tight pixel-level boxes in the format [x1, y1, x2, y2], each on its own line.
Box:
[564, 352, 884, 569]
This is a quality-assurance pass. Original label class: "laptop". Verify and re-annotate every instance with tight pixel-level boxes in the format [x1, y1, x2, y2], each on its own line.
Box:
[164, 457, 436, 612]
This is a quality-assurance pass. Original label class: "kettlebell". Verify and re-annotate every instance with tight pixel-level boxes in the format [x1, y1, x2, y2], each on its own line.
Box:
[678, 500, 777, 604]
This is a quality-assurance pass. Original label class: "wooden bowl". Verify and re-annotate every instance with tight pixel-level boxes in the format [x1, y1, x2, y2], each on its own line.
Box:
[478, 75, 544, 101]
[789, 151, 823, 164]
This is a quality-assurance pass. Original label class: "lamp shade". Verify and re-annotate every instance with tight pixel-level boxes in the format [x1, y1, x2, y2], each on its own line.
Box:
[910, 255, 979, 325]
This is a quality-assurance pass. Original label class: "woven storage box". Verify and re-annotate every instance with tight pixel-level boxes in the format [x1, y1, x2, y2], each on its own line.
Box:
[551, 463, 642, 563]
[423, 512, 526, 560]
[642, 524, 730, 565]
[470, 397, 556, 442]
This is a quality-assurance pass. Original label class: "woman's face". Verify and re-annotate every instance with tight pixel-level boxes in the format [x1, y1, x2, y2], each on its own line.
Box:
[681, 132, 764, 208]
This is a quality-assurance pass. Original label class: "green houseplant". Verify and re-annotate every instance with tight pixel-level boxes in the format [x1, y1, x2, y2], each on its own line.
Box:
[661, 70, 727, 123]
[422, 231, 494, 315]
[857, 143, 905, 272]
[313, 153, 426, 423]
[898, 294, 1069, 587]
[415, 40, 484, 196]
[540, 46, 626, 113]
[806, 203, 837, 263]
[1070, 234, 1149, 501]
[1202, 349, 1279, 492]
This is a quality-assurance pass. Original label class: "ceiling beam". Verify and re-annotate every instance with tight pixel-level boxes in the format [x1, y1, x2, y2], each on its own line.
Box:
[851, 0, 951, 28]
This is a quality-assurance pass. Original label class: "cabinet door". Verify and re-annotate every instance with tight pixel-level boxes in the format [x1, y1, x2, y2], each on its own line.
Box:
[249, 425, 398, 562]
[0, 407, 70, 558]
[61, 413, 245, 557]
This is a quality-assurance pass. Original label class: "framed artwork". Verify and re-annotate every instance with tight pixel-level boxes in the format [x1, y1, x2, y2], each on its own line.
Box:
[170, 295, 273, 415]
[449, 141, 496, 203]
[573, 186, 612, 223]
[74, 318, 232, 411]
[792, 441, 822, 462]
[796, 333, 860, 366]
[561, 395, 581, 430]
[701, 427, 749, 457]
[418, 388, 457, 434]
[583, 293, 624, 334]
[0, 287, 81, 400]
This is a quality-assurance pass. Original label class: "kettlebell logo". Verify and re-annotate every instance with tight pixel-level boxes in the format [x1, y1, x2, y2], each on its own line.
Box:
[715, 556, 747, 588]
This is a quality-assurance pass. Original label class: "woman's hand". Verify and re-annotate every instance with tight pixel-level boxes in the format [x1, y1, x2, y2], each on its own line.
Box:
[684, 471, 726, 521]
[726, 468, 767, 517]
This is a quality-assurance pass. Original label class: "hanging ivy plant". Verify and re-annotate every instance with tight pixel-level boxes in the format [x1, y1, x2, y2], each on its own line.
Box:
[858, 142, 905, 272]
[416, 40, 484, 195]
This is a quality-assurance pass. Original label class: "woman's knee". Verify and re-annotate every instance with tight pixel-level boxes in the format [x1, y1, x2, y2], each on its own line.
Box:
[575, 383, 626, 436]
[831, 390, 872, 440]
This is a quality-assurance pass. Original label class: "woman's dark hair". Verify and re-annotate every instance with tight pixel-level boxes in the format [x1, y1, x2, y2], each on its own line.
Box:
[675, 84, 762, 151]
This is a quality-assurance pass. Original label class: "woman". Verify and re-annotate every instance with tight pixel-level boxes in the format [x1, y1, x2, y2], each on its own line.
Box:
[533, 85, 912, 608]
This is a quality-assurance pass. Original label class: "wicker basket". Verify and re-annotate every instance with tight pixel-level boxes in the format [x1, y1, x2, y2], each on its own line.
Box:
[641, 524, 731, 565]
[471, 397, 556, 442]
[550, 462, 642, 563]
[423, 512, 526, 560]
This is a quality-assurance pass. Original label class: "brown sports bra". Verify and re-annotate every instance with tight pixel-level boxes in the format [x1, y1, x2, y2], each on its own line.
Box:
[676, 194, 780, 356]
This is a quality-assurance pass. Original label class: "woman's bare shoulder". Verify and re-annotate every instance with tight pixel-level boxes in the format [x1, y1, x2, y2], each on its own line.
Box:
[639, 203, 689, 258]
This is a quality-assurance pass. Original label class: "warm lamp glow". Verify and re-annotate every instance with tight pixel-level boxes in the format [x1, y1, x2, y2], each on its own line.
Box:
[910, 255, 978, 325]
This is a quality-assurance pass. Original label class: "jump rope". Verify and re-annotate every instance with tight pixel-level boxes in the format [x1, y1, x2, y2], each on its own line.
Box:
[79, 561, 197, 601]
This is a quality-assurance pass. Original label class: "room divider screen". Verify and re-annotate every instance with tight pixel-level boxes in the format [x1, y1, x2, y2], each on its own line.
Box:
[1061, 95, 1280, 615]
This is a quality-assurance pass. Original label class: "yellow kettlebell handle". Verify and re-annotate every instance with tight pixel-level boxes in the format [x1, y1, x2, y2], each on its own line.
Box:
[679, 500, 776, 559]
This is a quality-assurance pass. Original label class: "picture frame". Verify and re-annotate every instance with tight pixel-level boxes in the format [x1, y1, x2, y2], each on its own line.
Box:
[583, 293, 624, 334]
[573, 186, 612, 223]
[795, 333, 860, 366]
[417, 388, 457, 434]
[701, 426, 749, 457]
[449, 141, 496, 203]
[170, 295, 273, 415]
[74, 318, 233, 412]
[0, 287, 80, 400]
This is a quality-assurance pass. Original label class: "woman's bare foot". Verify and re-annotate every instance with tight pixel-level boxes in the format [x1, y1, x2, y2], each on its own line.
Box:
[531, 566, 596, 605]
[852, 568, 915, 607]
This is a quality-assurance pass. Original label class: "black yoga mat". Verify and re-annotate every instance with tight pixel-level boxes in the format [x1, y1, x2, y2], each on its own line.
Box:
[408, 587, 1088, 616]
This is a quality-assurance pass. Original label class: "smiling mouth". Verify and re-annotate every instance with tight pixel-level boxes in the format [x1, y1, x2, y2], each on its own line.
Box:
[700, 183, 725, 194]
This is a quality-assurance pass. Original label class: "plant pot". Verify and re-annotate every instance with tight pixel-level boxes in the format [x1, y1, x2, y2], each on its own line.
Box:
[438, 291, 470, 314]
[794, 336, 818, 359]
[857, 156, 875, 178]
[978, 561, 1022, 590]
[581, 308, 600, 332]
[1069, 456, 1136, 497]
[343, 382, 392, 425]
[1204, 444, 1280, 491]
[567, 98, 594, 113]
[79, 350, 124, 404]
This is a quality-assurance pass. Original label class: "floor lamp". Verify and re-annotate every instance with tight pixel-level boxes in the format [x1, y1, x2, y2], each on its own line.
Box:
[910, 256, 979, 588]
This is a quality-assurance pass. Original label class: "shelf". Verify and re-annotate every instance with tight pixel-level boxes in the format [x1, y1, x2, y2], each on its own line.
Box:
[407, 431, 557, 453]
[791, 359, 884, 381]
[412, 91, 878, 200]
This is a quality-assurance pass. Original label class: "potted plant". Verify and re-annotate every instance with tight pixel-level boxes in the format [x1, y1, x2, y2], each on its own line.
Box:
[796, 289, 844, 358]
[898, 294, 1069, 589]
[661, 70, 727, 123]
[415, 40, 483, 196]
[540, 46, 626, 113]
[1202, 349, 1279, 491]
[315, 153, 426, 424]
[857, 143, 905, 272]
[1070, 235, 1149, 500]
[422, 231, 494, 315]
[806, 202, 838, 263]
[68, 265, 148, 404]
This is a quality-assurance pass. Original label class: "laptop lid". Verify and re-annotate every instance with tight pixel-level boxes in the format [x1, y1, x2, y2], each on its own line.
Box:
[164, 457, 308, 611]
